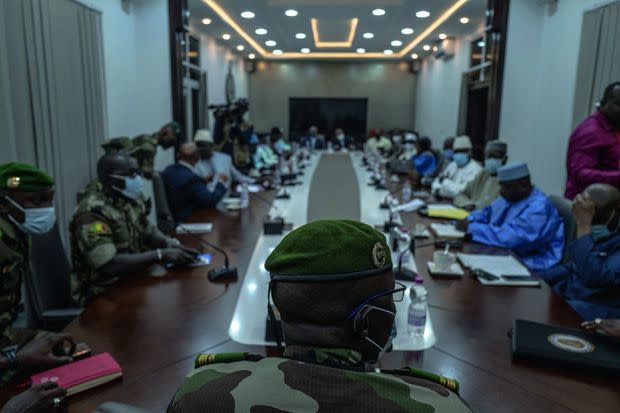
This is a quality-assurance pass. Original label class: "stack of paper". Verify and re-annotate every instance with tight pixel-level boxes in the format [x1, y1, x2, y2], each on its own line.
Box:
[457, 253, 540, 287]
[430, 223, 465, 238]
[393, 199, 426, 213]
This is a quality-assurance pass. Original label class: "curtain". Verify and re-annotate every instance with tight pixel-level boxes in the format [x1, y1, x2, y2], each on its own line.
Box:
[573, 1, 620, 128]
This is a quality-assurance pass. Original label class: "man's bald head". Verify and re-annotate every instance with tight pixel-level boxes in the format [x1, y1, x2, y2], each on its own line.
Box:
[177, 143, 200, 166]
[584, 183, 620, 224]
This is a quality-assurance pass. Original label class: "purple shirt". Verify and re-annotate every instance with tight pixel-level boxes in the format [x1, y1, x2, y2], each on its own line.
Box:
[565, 111, 620, 199]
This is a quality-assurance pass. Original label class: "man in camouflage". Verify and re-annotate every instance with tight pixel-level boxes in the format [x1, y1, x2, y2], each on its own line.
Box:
[70, 153, 197, 306]
[169, 220, 472, 412]
[0, 162, 87, 384]
[132, 121, 181, 178]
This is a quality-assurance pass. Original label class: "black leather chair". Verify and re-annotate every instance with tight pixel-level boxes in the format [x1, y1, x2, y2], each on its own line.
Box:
[152, 172, 175, 234]
[26, 223, 81, 331]
[550, 194, 576, 263]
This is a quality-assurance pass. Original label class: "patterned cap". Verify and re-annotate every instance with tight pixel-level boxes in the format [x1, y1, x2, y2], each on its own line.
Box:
[194, 129, 214, 143]
[453, 136, 472, 150]
[132, 134, 157, 154]
[0, 162, 54, 191]
[498, 162, 530, 182]
[101, 137, 134, 155]
[265, 220, 393, 282]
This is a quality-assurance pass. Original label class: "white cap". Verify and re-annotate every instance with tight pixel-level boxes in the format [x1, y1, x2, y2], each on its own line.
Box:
[194, 129, 214, 143]
[453, 135, 472, 150]
[404, 133, 418, 143]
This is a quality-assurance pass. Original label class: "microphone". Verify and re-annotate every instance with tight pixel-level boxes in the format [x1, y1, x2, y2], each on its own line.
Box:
[253, 193, 288, 235]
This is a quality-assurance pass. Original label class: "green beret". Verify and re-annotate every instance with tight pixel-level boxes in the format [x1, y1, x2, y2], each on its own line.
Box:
[265, 220, 392, 281]
[101, 137, 134, 155]
[0, 162, 54, 191]
[132, 135, 158, 154]
[163, 121, 182, 137]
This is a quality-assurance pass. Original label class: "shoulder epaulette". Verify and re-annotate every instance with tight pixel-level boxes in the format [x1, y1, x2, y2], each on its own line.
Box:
[382, 367, 460, 395]
[194, 352, 264, 368]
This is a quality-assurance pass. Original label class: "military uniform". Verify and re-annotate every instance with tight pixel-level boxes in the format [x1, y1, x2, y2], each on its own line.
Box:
[132, 134, 158, 177]
[70, 190, 154, 306]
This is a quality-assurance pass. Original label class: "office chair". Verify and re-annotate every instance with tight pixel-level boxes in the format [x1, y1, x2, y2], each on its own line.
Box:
[26, 223, 82, 331]
[549, 195, 576, 263]
[152, 172, 175, 234]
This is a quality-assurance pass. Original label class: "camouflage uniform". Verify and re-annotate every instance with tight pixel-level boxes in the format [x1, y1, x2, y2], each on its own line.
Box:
[169, 346, 472, 412]
[132, 134, 158, 178]
[70, 189, 154, 306]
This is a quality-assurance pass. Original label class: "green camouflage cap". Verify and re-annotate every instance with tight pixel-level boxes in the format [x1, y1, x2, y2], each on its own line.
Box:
[0, 162, 54, 191]
[101, 137, 134, 155]
[265, 220, 392, 282]
[132, 134, 158, 154]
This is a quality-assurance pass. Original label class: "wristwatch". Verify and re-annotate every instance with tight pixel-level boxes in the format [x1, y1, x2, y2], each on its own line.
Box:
[2, 345, 18, 366]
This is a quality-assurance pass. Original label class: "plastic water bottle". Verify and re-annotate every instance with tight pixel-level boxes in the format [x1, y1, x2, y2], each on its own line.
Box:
[240, 183, 250, 209]
[408, 277, 427, 338]
[402, 180, 413, 203]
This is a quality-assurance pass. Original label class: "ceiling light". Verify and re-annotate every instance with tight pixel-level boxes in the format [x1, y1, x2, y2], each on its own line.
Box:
[295, 33, 306, 39]
[363, 32, 374, 39]
[439, 33, 447, 40]
[237, 45, 245, 51]
[265, 40, 277, 47]
[383, 49, 393, 55]
[432, 46, 438, 51]
[357, 48, 366, 54]
[222, 34, 231, 40]
[372, 9, 386, 16]
[255, 28, 267, 35]
[248, 53, 256, 59]
[477, 41, 486, 47]
[285, 9, 298, 17]
[411, 53, 419, 59]
[416, 10, 430, 18]
[301, 48, 310, 54]
[391, 40, 402, 47]
[423, 45, 430, 51]
[401, 28, 414, 35]
[201, 18, 212, 25]
[273, 49, 283, 55]
[460, 17, 470, 24]
[240, 11, 255, 19]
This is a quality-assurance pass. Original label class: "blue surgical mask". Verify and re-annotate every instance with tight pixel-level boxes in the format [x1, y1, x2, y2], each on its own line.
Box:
[111, 175, 143, 200]
[591, 225, 612, 241]
[453, 153, 470, 167]
[484, 158, 503, 174]
[4, 196, 56, 235]
[443, 149, 454, 161]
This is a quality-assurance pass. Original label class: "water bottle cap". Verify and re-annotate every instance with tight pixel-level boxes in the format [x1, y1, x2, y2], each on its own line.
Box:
[414, 276, 424, 284]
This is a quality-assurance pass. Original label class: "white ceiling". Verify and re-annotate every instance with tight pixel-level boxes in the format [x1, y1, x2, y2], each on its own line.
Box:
[188, 0, 487, 60]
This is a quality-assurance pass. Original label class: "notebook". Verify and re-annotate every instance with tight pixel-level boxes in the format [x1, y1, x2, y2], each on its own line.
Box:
[512, 319, 620, 376]
[30, 353, 123, 396]
[458, 253, 539, 287]
[430, 223, 466, 239]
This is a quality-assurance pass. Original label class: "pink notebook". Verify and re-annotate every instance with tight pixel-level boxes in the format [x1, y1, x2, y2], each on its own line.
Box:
[30, 353, 123, 396]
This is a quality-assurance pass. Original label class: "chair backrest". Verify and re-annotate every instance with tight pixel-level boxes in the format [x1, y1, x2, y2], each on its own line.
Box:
[152, 172, 175, 233]
[549, 194, 576, 262]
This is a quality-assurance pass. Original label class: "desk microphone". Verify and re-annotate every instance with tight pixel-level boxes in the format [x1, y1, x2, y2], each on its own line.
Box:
[171, 218, 238, 282]
[252, 193, 288, 235]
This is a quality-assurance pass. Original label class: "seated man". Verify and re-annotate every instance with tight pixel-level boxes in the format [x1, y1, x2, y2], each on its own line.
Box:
[366, 129, 392, 153]
[271, 127, 292, 155]
[254, 133, 279, 170]
[301, 125, 325, 150]
[453, 141, 507, 210]
[162, 144, 228, 222]
[421, 136, 455, 187]
[71, 154, 198, 305]
[461, 162, 564, 272]
[411, 136, 438, 180]
[169, 220, 472, 413]
[542, 184, 620, 320]
[0, 162, 87, 382]
[431, 136, 482, 198]
[193, 130, 254, 192]
[332, 128, 354, 151]
[132, 121, 181, 178]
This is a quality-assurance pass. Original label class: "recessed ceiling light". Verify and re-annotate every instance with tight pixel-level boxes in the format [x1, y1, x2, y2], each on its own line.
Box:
[301, 48, 310, 54]
[240, 11, 255, 19]
[295, 33, 306, 39]
[411, 53, 419, 59]
[439, 33, 447, 40]
[372, 9, 386, 16]
[401, 28, 414, 35]
[477, 41, 486, 47]
[273, 49, 283, 55]
[423, 45, 430, 51]
[363, 32, 374, 39]
[249, 53, 256, 59]
[416, 10, 430, 18]
[201, 18, 212, 25]
[237, 45, 245, 51]
[460, 17, 470, 24]
[383, 49, 393, 55]
[357, 48, 366, 54]
[432, 46, 438, 51]
[265, 40, 277, 47]
[255, 28, 268, 35]
[222, 34, 231, 40]
[391, 40, 402, 47]
[285, 9, 298, 17]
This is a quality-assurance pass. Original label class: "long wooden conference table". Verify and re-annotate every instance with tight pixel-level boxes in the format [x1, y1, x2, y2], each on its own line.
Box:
[2, 152, 618, 412]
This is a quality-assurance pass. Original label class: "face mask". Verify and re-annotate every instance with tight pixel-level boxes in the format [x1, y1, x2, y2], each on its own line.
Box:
[354, 304, 397, 362]
[393, 136, 402, 144]
[453, 153, 470, 167]
[484, 158, 503, 174]
[337, 134, 345, 140]
[404, 143, 415, 151]
[443, 149, 454, 161]
[3, 196, 56, 235]
[111, 175, 143, 200]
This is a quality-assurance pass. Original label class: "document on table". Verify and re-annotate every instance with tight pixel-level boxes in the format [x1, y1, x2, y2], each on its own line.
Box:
[457, 253, 531, 277]
[430, 223, 465, 238]
[426, 204, 470, 220]
[393, 198, 426, 213]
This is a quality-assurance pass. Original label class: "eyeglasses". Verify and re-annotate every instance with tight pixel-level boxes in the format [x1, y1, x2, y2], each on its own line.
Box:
[347, 281, 406, 320]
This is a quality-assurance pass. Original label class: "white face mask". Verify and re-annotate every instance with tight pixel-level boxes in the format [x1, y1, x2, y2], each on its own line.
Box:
[3, 195, 56, 235]
[110, 174, 143, 201]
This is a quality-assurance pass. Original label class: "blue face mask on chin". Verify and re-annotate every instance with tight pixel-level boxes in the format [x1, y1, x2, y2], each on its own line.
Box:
[111, 174, 143, 200]
[484, 158, 503, 174]
[453, 153, 470, 167]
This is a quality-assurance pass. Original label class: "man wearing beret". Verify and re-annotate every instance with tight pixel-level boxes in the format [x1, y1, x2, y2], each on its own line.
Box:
[133, 121, 182, 178]
[0, 162, 87, 383]
[169, 220, 472, 412]
[458, 162, 564, 272]
[70, 153, 197, 306]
